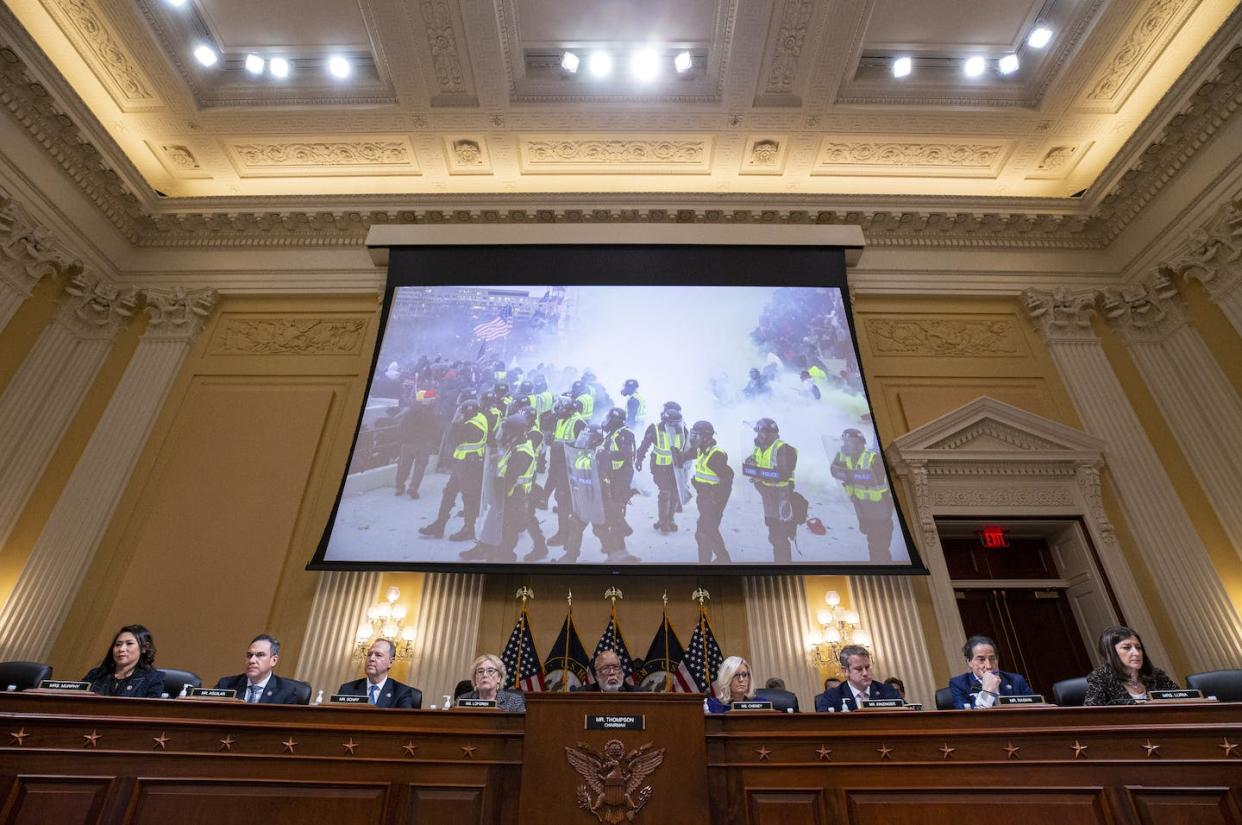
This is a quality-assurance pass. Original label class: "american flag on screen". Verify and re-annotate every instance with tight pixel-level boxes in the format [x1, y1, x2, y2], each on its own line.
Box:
[500, 606, 545, 692]
[592, 609, 638, 687]
[684, 603, 725, 694]
[473, 305, 514, 342]
[635, 609, 696, 693]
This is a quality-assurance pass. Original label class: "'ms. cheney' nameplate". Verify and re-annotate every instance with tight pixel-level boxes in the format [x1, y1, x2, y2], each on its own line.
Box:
[1149, 688, 1203, 701]
[586, 714, 645, 731]
[732, 700, 774, 711]
[858, 698, 905, 709]
[329, 694, 367, 704]
[458, 698, 497, 709]
[997, 694, 1046, 705]
[188, 687, 236, 699]
[39, 679, 90, 691]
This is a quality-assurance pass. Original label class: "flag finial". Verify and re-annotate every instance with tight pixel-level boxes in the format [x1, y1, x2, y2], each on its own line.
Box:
[692, 587, 710, 605]
[662, 590, 668, 607]
[515, 586, 533, 606]
[604, 587, 623, 606]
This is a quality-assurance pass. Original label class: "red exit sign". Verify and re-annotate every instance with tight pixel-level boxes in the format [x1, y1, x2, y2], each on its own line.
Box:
[978, 525, 1009, 549]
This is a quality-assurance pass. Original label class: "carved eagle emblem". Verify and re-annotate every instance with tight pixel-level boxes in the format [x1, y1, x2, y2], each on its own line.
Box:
[565, 739, 665, 823]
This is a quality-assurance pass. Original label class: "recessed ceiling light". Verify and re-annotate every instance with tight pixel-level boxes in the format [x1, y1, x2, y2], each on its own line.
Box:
[588, 51, 613, 78]
[892, 56, 912, 78]
[1028, 27, 1052, 48]
[244, 54, 265, 75]
[561, 51, 580, 73]
[328, 56, 351, 78]
[963, 56, 985, 77]
[166, 0, 187, 6]
[998, 54, 1020, 74]
[629, 48, 660, 82]
[674, 50, 692, 74]
[193, 45, 218, 67]
[269, 57, 290, 78]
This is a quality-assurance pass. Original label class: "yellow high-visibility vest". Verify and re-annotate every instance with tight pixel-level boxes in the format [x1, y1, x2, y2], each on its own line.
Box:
[608, 427, 633, 470]
[694, 446, 722, 486]
[752, 439, 793, 487]
[652, 426, 683, 466]
[554, 414, 584, 442]
[452, 414, 488, 460]
[838, 451, 887, 501]
[498, 441, 537, 496]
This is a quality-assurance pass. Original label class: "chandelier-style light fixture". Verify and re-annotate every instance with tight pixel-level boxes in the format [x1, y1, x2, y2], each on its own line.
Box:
[807, 590, 871, 670]
[355, 586, 416, 660]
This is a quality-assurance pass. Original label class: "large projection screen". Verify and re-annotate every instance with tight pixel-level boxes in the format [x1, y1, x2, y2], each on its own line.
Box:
[311, 230, 924, 575]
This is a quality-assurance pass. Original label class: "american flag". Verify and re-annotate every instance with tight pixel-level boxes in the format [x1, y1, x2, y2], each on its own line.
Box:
[500, 606, 545, 692]
[683, 603, 725, 694]
[543, 611, 593, 691]
[634, 609, 696, 692]
[592, 609, 638, 687]
[473, 306, 514, 342]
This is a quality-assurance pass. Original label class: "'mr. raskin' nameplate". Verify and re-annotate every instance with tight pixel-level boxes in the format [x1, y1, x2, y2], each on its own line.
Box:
[39, 680, 90, 691]
[329, 694, 367, 704]
[187, 687, 236, 699]
[858, 698, 905, 709]
[732, 700, 774, 711]
[586, 714, 645, 730]
[457, 698, 497, 708]
[997, 694, 1046, 705]
[1149, 689, 1203, 701]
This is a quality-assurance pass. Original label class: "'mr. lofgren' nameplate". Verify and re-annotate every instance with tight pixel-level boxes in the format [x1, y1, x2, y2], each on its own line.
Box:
[187, 687, 236, 699]
[586, 714, 645, 730]
[38, 680, 90, 691]
[997, 694, 1046, 705]
[458, 698, 498, 709]
[1149, 689, 1203, 701]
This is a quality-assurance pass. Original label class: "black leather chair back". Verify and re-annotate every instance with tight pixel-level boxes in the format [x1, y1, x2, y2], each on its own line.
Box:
[935, 687, 956, 710]
[1052, 676, 1088, 706]
[410, 687, 424, 709]
[1186, 669, 1242, 702]
[287, 678, 313, 705]
[0, 661, 52, 691]
[753, 688, 799, 713]
[161, 668, 202, 697]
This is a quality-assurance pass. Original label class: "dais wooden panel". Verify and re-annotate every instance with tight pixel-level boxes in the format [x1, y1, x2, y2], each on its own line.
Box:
[746, 788, 826, 825]
[1125, 786, 1242, 825]
[0, 775, 110, 825]
[407, 785, 485, 823]
[128, 779, 387, 825]
[845, 788, 1111, 825]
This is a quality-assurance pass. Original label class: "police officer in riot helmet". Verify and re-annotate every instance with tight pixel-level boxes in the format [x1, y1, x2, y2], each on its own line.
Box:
[620, 379, 645, 429]
[571, 380, 594, 420]
[558, 424, 606, 564]
[420, 398, 488, 542]
[595, 407, 639, 562]
[830, 428, 895, 562]
[515, 404, 551, 561]
[636, 401, 689, 533]
[744, 418, 799, 563]
[543, 394, 587, 545]
[460, 415, 536, 562]
[494, 382, 513, 413]
[679, 420, 733, 563]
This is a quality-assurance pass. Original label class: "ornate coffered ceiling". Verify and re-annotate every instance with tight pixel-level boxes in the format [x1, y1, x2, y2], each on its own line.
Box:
[0, 0, 1239, 252]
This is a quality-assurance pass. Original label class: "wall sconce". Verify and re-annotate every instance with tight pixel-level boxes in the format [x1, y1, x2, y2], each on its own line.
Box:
[806, 590, 871, 670]
[355, 585, 416, 660]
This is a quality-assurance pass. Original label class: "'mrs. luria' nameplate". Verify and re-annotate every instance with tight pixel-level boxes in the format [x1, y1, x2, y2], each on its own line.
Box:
[1149, 689, 1202, 701]
[187, 687, 236, 699]
[997, 694, 1045, 705]
[39, 680, 90, 691]
[457, 698, 497, 708]
[329, 694, 367, 704]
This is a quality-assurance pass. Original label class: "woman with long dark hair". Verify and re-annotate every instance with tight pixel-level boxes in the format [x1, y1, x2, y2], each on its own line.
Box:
[82, 625, 166, 698]
[1084, 625, 1179, 705]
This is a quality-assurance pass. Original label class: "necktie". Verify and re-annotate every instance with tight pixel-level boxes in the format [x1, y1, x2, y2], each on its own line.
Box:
[248, 685, 261, 704]
[369, 685, 379, 706]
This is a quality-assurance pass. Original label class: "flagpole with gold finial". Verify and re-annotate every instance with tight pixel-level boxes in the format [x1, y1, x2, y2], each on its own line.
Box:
[561, 589, 573, 692]
[692, 588, 710, 693]
[513, 586, 533, 691]
[662, 590, 671, 693]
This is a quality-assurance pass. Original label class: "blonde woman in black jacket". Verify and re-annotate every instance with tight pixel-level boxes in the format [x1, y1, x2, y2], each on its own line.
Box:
[1084, 625, 1179, 705]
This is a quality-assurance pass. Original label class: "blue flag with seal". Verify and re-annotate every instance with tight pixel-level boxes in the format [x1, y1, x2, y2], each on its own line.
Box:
[543, 608, 593, 691]
[634, 608, 696, 693]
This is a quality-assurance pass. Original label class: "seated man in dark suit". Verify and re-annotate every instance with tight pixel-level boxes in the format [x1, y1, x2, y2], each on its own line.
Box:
[948, 635, 1032, 709]
[814, 645, 901, 711]
[336, 638, 420, 708]
[214, 634, 302, 705]
[570, 649, 642, 692]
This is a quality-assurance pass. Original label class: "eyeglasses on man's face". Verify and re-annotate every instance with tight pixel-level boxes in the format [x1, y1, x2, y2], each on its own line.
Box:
[597, 664, 624, 675]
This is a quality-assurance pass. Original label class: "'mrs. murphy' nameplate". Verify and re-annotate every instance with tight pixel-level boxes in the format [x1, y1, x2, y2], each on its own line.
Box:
[732, 700, 774, 711]
[997, 694, 1046, 705]
[329, 694, 367, 704]
[187, 687, 236, 699]
[1149, 689, 1203, 701]
[586, 714, 645, 731]
[39, 680, 90, 691]
[457, 698, 497, 709]
[858, 698, 905, 709]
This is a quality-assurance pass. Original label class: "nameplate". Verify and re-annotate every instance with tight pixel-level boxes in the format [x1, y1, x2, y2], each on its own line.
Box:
[458, 698, 497, 709]
[732, 700, 775, 711]
[188, 687, 236, 699]
[1149, 689, 1202, 701]
[905, 703, 923, 711]
[329, 694, 368, 704]
[857, 698, 905, 709]
[38, 680, 90, 691]
[998, 694, 1046, 705]
[586, 714, 645, 731]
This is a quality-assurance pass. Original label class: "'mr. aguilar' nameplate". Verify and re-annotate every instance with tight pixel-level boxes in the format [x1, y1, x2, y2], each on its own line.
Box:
[586, 714, 645, 731]
[38, 680, 90, 691]
[858, 698, 905, 709]
[187, 687, 236, 699]
[1149, 689, 1203, 701]
[997, 694, 1046, 705]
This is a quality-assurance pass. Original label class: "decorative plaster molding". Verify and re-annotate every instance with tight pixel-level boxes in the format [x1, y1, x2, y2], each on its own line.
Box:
[1162, 188, 1242, 317]
[1082, 0, 1193, 108]
[520, 137, 712, 174]
[740, 137, 787, 176]
[930, 485, 1076, 508]
[420, 0, 468, 96]
[812, 141, 1009, 176]
[207, 317, 368, 356]
[57, 270, 136, 338]
[763, 0, 813, 95]
[0, 190, 82, 291]
[143, 286, 217, 340]
[864, 318, 1021, 357]
[926, 420, 1068, 453]
[1023, 287, 1101, 342]
[443, 136, 492, 175]
[41, 0, 161, 111]
[226, 140, 419, 176]
[1099, 271, 1188, 342]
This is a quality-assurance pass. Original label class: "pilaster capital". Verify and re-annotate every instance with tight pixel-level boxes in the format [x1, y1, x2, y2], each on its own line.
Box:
[1163, 194, 1242, 303]
[54, 272, 137, 339]
[0, 195, 81, 296]
[1022, 287, 1100, 343]
[1100, 271, 1188, 343]
[142, 286, 218, 341]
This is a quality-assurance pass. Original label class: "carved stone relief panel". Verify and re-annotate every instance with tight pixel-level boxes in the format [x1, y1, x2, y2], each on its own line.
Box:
[739, 137, 788, 175]
[39, 0, 163, 111]
[443, 136, 493, 175]
[207, 317, 369, 356]
[811, 139, 1012, 176]
[863, 317, 1026, 357]
[518, 136, 714, 174]
[224, 138, 420, 177]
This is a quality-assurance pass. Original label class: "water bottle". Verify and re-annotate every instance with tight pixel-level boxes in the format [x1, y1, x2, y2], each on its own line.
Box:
[160, 692, 170, 699]
[178, 684, 189, 698]
[313, 689, 324, 705]
[5, 684, 16, 692]
[442, 694, 452, 709]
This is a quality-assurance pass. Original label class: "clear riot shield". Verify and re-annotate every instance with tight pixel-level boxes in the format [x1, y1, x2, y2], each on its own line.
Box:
[563, 443, 606, 525]
[477, 445, 505, 545]
[665, 423, 692, 505]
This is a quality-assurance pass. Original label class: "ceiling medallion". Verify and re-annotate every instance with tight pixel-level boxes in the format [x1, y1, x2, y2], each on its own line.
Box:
[566, 739, 665, 823]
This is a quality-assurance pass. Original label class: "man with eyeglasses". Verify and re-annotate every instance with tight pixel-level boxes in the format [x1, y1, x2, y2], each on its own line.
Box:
[214, 634, 303, 705]
[337, 638, 421, 708]
[571, 649, 643, 692]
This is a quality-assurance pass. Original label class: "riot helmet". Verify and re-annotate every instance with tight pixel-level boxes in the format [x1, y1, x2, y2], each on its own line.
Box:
[689, 420, 715, 447]
[604, 407, 626, 431]
[621, 379, 639, 395]
[754, 417, 779, 448]
[532, 374, 548, 393]
[457, 399, 480, 419]
[553, 395, 576, 417]
[518, 380, 533, 396]
[499, 415, 528, 448]
[571, 379, 587, 397]
[494, 382, 510, 398]
[582, 425, 606, 450]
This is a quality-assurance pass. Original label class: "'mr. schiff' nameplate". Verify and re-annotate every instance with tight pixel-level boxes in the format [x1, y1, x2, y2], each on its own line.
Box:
[187, 687, 236, 699]
[329, 694, 367, 704]
[457, 698, 497, 709]
[39, 680, 90, 691]
[586, 714, 645, 731]
[858, 698, 905, 709]
[1149, 689, 1202, 701]
[732, 700, 774, 711]
[998, 694, 1046, 705]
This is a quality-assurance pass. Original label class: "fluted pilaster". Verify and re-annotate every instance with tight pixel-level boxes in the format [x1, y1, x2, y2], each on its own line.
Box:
[404, 573, 485, 705]
[0, 192, 79, 332]
[0, 274, 135, 553]
[742, 576, 818, 710]
[294, 571, 382, 695]
[0, 288, 215, 662]
[1025, 288, 1242, 671]
[1164, 197, 1242, 335]
[1102, 275, 1242, 560]
[850, 575, 937, 708]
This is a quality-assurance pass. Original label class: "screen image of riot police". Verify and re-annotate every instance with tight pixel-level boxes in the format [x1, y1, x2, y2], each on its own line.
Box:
[316, 282, 914, 570]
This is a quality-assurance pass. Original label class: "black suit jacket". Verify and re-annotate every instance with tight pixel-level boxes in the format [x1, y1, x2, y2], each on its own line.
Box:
[214, 673, 301, 705]
[83, 666, 165, 698]
[570, 681, 643, 692]
[336, 676, 421, 709]
[815, 680, 901, 712]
